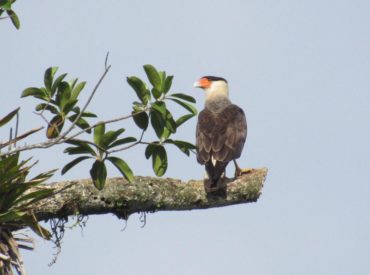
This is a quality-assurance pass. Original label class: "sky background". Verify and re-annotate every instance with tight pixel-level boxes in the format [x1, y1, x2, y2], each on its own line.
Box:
[1, 0, 370, 274]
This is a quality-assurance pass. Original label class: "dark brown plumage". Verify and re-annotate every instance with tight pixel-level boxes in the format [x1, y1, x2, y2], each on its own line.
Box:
[196, 104, 247, 187]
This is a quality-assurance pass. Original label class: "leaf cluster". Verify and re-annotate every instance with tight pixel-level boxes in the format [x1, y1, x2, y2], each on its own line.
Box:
[59, 64, 197, 189]
[0, 109, 54, 238]
[62, 125, 135, 190]
[15, 64, 197, 191]
[0, 153, 55, 239]
[128, 64, 197, 176]
[21, 67, 96, 139]
[0, 0, 20, 29]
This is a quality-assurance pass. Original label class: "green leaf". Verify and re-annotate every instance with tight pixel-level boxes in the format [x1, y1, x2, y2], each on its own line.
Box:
[151, 88, 162, 99]
[150, 110, 165, 138]
[68, 114, 92, 133]
[0, 211, 25, 223]
[13, 189, 53, 208]
[44, 67, 58, 95]
[46, 115, 64, 139]
[165, 139, 196, 156]
[75, 118, 92, 133]
[0, 0, 11, 10]
[108, 137, 137, 149]
[168, 98, 197, 115]
[71, 81, 86, 100]
[143, 64, 161, 90]
[164, 110, 176, 134]
[107, 157, 134, 182]
[69, 78, 78, 90]
[127, 76, 150, 105]
[21, 87, 48, 100]
[151, 145, 167, 177]
[81, 112, 97, 118]
[132, 111, 149, 130]
[0, 107, 19, 127]
[27, 169, 57, 184]
[151, 101, 166, 117]
[6, 9, 19, 29]
[101, 128, 125, 148]
[176, 114, 195, 127]
[51, 73, 67, 97]
[145, 144, 156, 159]
[71, 107, 97, 118]
[63, 99, 78, 114]
[151, 102, 176, 137]
[90, 160, 107, 190]
[0, 152, 20, 175]
[62, 156, 91, 175]
[169, 93, 196, 103]
[64, 140, 96, 155]
[93, 123, 105, 146]
[35, 103, 58, 114]
[159, 71, 166, 84]
[163, 75, 173, 94]
[55, 81, 71, 111]
[64, 143, 96, 156]
[161, 127, 172, 140]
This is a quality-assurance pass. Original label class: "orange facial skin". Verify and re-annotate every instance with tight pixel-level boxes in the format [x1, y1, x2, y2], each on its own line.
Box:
[197, 77, 212, 89]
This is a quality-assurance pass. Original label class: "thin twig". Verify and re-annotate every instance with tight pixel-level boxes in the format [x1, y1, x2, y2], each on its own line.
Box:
[0, 109, 147, 156]
[0, 127, 44, 149]
[33, 111, 51, 128]
[8, 127, 12, 151]
[15, 112, 19, 147]
[70, 138, 108, 154]
[108, 128, 146, 154]
[33, 97, 54, 130]
[65, 109, 149, 142]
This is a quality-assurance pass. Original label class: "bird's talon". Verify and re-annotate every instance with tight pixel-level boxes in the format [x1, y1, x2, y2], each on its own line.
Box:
[235, 168, 253, 178]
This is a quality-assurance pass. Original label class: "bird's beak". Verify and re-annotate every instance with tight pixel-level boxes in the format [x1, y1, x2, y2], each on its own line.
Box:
[194, 81, 201, 88]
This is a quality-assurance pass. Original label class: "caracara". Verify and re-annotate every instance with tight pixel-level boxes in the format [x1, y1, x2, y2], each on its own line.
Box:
[194, 76, 247, 191]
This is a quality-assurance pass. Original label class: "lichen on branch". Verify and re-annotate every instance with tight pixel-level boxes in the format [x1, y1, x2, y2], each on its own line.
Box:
[32, 168, 268, 222]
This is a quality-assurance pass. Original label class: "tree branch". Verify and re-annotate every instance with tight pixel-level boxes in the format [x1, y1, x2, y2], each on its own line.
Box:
[32, 168, 268, 222]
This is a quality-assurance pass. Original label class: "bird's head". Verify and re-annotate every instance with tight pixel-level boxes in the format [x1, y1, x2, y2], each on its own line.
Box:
[194, 76, 229, 99]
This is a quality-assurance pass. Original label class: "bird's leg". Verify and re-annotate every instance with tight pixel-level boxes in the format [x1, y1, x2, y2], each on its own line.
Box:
[233, 160, 253, 178]
[203, 172, 218, 192]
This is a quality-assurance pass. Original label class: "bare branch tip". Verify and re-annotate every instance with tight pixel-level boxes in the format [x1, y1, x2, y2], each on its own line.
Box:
[105, 52, 110, 70]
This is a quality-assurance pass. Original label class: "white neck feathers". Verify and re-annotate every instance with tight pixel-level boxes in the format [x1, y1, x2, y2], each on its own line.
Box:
[204, 81, 229, 101]
[204, 81, 231, 112]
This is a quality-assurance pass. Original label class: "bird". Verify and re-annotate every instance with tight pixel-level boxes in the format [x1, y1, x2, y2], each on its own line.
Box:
[194, 76, 248, 192]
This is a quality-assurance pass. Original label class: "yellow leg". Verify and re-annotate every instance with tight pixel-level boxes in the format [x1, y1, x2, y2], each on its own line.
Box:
[233, 160, 253, 178]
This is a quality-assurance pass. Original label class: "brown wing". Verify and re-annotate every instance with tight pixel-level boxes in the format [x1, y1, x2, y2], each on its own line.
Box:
[196, 104, 247, 165]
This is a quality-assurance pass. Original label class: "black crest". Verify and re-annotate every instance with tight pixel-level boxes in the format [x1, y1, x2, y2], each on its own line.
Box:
[201, 76, 228, 83]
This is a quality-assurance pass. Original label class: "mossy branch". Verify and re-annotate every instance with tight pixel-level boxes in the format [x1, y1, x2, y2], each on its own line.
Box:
[32, 168, 268, 221]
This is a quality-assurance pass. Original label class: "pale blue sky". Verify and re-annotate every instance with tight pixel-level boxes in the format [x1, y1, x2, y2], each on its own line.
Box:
[1, 1, 370, 274]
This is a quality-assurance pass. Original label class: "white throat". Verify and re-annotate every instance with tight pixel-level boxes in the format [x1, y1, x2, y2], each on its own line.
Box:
[204, 81, 229, 101]
[204, 81, 231, 112]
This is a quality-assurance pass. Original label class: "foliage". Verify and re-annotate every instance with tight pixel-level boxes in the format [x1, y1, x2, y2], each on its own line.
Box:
[127, 64, 197, 176]
[1, 4, 198, 274]
[20, 65, 197, 189]
[21, 67, 95, 138]
[0, 0, 20, 29]
[0, 109, 56, 275]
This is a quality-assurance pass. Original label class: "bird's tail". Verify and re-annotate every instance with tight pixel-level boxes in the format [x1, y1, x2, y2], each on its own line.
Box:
[205, 161, 229, 188]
